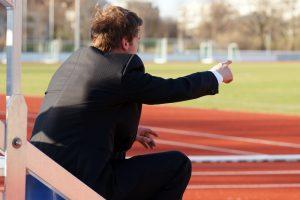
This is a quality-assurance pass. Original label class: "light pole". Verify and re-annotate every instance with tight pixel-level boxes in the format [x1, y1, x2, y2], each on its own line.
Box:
[23, 0, 27, 51]
[75, 0, 80, 50]
[49, 0, 54, 41]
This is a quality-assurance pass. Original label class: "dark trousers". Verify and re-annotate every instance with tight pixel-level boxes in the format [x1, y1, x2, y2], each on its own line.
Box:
[109, 151, 192, 200]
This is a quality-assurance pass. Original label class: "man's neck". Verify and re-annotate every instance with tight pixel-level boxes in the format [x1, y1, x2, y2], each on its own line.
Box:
[111, 48, 127, 54]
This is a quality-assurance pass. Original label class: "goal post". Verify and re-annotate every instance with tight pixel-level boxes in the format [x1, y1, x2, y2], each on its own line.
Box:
[200, 41, 214, 64]
[228, 42, 241, 61]
[154, 38, 168, 64]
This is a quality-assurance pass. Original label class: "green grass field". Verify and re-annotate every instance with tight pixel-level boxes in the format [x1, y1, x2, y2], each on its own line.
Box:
[1, 61, 300, 116]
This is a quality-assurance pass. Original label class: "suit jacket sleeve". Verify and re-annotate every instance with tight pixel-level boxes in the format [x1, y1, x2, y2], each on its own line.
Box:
[120, 54, 219, 105]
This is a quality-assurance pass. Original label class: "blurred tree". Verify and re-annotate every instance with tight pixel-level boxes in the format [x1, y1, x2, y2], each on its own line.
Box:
[53, 0, 74, 40]
[158, 18, 178, 38]
[296, 14, 300, 50]
[282, 0, 299, 50]
[0, 5, 6, 49]
[126, 1, 160, 38]
[26, 0, 104, 51]
[197, 0, 239, 48]
[194, 0, 299, 50]
[1, 0, 299, 51]
[80, 0, 107, 45]
[27, 0, 49, 51]
[243, 0, 285, 50]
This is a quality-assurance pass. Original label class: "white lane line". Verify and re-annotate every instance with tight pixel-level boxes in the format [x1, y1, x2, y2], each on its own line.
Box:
[187, 183, 300, 189]
[188, 154, 300, 162]
[156, 139, 263, 155]
[10, 115, 300, 149]
[24, 123, 260, 155]
[22, 121, 300, 156]
[192, 170, 300, 176]
[146, 126, 300, 149]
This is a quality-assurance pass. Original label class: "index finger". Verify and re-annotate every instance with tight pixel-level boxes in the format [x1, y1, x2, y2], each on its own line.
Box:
[222, 60, 232, 66]
[147, 129, 159, 137]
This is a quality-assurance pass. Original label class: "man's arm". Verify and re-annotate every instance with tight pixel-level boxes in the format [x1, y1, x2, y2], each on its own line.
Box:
[121, 55, 219, 105]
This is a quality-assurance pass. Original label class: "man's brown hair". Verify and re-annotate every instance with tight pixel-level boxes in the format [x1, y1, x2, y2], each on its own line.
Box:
[91, 5, 143, 52]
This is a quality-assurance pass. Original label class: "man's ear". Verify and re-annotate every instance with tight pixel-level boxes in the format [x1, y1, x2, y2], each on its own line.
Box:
[121, 37, 129, 51]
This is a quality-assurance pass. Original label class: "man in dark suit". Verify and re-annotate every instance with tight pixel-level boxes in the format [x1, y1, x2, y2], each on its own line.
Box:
[30, 5, 233, 200]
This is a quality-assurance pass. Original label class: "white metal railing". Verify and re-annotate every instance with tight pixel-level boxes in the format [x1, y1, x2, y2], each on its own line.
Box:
[26, 142, 103, 199]
[0, 0, 104, 199]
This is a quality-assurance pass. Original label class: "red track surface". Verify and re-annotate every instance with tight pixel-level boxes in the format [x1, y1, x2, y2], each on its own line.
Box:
[1, 95, 300, 199]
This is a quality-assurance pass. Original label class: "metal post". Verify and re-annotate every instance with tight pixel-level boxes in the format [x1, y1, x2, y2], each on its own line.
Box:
[6, 7, 13, 96]
[22, 0, 27, 52]
[5, 0, 22, 97]
[5, 95, 27, 200]
[4, 1, 26, 199]
[49, 0, 54, 41]
[75, 0, 81, 50]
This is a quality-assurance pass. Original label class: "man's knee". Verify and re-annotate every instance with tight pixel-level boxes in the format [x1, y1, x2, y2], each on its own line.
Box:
[168, 151, 192, 176]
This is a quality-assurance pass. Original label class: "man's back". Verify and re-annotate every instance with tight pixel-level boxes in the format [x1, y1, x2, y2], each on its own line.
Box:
[31, 46, 138, 160]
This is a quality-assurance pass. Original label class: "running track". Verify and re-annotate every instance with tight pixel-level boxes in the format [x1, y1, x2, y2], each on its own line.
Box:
[1, 95, 300, 199]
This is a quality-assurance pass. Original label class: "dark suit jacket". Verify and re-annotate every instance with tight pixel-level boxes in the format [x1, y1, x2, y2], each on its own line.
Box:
[30, 46, 218, 198]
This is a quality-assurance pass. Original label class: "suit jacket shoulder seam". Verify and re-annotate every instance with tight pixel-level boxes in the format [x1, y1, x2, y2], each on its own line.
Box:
[121, 54, 135, 76]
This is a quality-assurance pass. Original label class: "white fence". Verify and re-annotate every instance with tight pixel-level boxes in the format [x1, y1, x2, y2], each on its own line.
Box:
[1, 50, 300, 63]
[1, 37, 300, 63]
